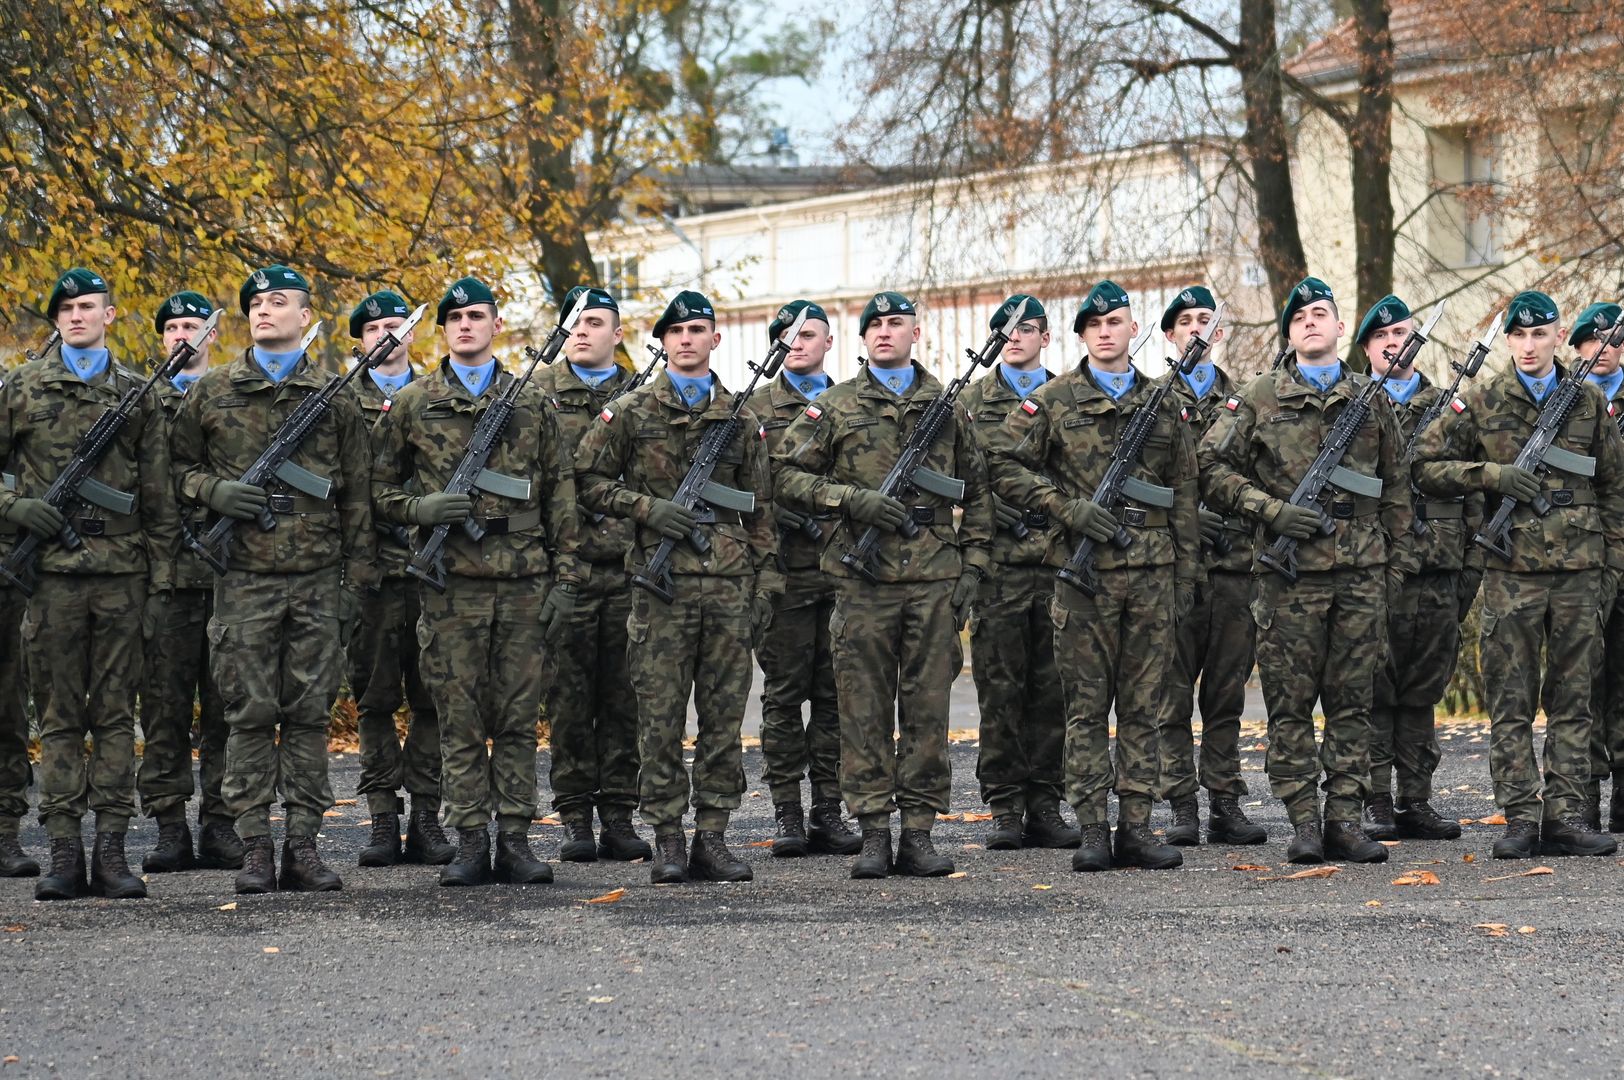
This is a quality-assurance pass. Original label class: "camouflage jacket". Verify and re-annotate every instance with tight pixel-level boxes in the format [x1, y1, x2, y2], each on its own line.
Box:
[1414, 363, 1624, 573]
[986, 363, 1199, 586]
[352, 368, 425, 580]
[961, 366, 1059, 568]
[1162, 364, 1253, 574]
[153, 377, 222, 591]
[371, 356, 584, 585]
[172, 348, 378, 588]
[0, 355, 178, 587]
[773, 362, 994, 583]
[748, 374, 837, 574]
[534, 361, 636, 568]
[574, 370, 781, 593]
[1390, 372, 1485, 574]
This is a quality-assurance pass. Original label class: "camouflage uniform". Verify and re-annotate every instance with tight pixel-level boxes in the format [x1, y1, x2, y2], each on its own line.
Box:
[0, 477, 29, 840]
[372, 356, 582, 833]
[574, 372, 780, 833]
[773, 363, 992, 830]
[1589, 387, 1624, 812]
[960, 368, 1065, 816]
[533, 361, 639, 822]
[1200, 359, 1415, 825]
[987, 365, 1200, 826]
[172, 349, 378, 840]
[1414, 366, 1624, 823]
[0, 356, 178, 838]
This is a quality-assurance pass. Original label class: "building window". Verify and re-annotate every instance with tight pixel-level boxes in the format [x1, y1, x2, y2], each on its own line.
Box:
[1428, 126, 1500, 269]
[595, 257, 639, 294]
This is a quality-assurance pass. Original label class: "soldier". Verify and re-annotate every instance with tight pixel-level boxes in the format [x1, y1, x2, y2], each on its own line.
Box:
[575, 289, 781, 884]
[0, 267, 178, 899]
[139, 290, 245, 874]
[1153, 286, 1267, 847]
[773, 289, 990, 879]
[1200, 277, 1410, 865]
[747, 299, 862, 858]
[1357, 296, 1478, 843]
[960, 295, 1078, 851]
[0, 401, 34, 877]
[1415, 291, 1624, 858]
[172, 264, 377, 893]
[347, 291, 454, 868]
[987, 281, 1197, 872]
[535, 286, 651, 864]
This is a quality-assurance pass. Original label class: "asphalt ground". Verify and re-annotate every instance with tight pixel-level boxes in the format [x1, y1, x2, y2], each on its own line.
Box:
[2, 693, 1621, 1079]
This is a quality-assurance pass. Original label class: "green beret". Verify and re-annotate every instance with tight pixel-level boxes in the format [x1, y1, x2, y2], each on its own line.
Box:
[1504, 290, 1558, 332]
[1072, 281, 1130, 333]
[153, 290, 214, 334]
[769, 299, 829, 343]
[239, 264, 311, 314]
[858, 291, 916, 335]
[1570, 302, 1622, 347]
[1279, 276, 1336, 337]
[991, 294, 1045, 332]
[652, 290, 716, 338]
[436, 276, 497, 326]
[348, 290, 411, 339]
[1354, 294, 1412, 345]
[1160, 286, 1216, 332]
[563, 285, 619, 318]
[46, 268, 109, 319]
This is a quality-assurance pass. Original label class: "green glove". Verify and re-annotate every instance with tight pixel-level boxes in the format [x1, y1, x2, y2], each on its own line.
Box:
[1174, 580, 1195, 623]
[1268, 503, 1322, 540]
[992, 496, 1023, 532]
[1485, 463, 1542, 502]
[1059, 498, 1118, 544]
[950, 569, 981, 630]
[842, 487, 908, 530]
[206, 480, 269, 521]
[773, 504, 808, 532]
[539, 581, 577, 646]
[412, 491, 474, 526]
[645, 497, 698, 541]
[142, 588, 171, 640]
[1455, 568, 1483, 621]
[2, 497, 65, 539]
[337, 588, 362, 647]
[751, 592, 775, 649]
[1198, 506, 1225, 547]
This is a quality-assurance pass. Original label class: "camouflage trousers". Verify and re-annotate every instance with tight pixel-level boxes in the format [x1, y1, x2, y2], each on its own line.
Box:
[544, 568, 638, 818]
[971, 563, 1064, 813]
[1370, 572, 1462, 801]
[210, 569, 341, 839]
[417, 574, 546, 833]
[1481, 568, 1602, 822]
[1251, 568, 1381, 825]
[25, 573, 143, 838]
[139, 587, 228, 825]
[626, 574, 750, 833]
[1051, 567, 1172, 826]
[347, 577, 439, 816]
[1587, 598, 1624, 789]
[0, 591, 28, 833]
[756, 569, 840, 806]
[1157, 569, 1254, 802]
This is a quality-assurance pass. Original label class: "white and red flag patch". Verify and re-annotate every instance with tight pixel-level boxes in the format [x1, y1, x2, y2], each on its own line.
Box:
[805, 404, 823, 420]
[1020, 399, 1039, 415]
[599, 406, 615, 422]
[1450, 397, 1467, 414]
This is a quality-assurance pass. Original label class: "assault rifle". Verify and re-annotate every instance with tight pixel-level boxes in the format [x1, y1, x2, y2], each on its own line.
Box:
[1401, 309, 1499, 536]
[585, 344, 668, 527]
[1270, 344, 1296, 371]
[26, 329, 62, 365]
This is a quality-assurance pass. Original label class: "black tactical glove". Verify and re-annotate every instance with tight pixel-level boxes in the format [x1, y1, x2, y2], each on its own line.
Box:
[1455, 568, 1483, 621]
[338, 587, 362, 647]
[751, 591, 775, 650]
[539, 581, 577, 646]
[950, 569, 981, 630]
[1198, 506, 1225, 547]
[1485, 464, 1541, 502]
[992, 496, 1023, 532]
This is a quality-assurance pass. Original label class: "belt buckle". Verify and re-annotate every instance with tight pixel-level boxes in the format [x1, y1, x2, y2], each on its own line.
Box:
[483, 515, 508, 534]
[77, 518, 105, 537]
[1121, 508, 1146, 527]
[1329, 502, 1355, 520]
[1024, 511, 1049, 529]
[267, 494, 295, 514]
[910, 506, 935, 526]
[1550, 489, 1574, 507]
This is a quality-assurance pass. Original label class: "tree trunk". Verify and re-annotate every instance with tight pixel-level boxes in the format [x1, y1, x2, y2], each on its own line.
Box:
[1348, 0, 1396, 350]
[1237, 0, 1308, 318]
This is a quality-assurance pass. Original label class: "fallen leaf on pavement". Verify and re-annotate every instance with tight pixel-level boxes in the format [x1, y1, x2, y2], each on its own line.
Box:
[534, 816, 562, 826]
[1032, 884, 1053, 890]
[946, 871, 967, 879]
[1365, 900, 1382, 907]
[962, 843, 983, 850]
[1391, 870, 1440, 886]
[217, 902, 237, 911]
[2, 924, 23, 933]
[1377, 840, 1401, 847]
[3, 1055, 17, 1064]
[1478, 814, 1507, 825]
[1231, 864, 1270, 872]
[262, 947, 280, 954]
[1260, 866, 1340, 881]
[1463, 853, 1476, 863]
[334, 799, 356, 806]
[322, 810, 342, 818]
[583, 887, 626, 905]
[588, 996, 615, 1004]
[962, 812, 993, 822]
[1474, 922, 1509, 937]
[746, 840, 774, 847]
[1482, 866, 1554, 883]
[1517, 926, 1536, 934]
[936, 813, 961, 822]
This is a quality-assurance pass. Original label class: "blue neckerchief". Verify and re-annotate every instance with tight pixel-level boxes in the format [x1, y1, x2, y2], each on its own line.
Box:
[1090, 366, 1136, 400]
[1297, 359, 1342, 393]
[171, 372, 203, 395]
[450, 359, 497, 397]
[252, 345, 303, 383]
[1181, 361, 1217, 400]
[869, 365, 916, 396]
[1518, 369, 1555, 404]
[1588, 368, 1624, 402]
[60, 345, 110, 383]
[999, 363, 1047, 399]
[667, 371, 714, 407]
[1383, 372, 1421, 404]
[369, 369, 412, 399]
[786, 372, 831, 400]
[570, 362, 618, 388]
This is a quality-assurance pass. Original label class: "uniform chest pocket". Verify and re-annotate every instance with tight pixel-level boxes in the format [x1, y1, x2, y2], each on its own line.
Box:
[26, 406, 62, 423]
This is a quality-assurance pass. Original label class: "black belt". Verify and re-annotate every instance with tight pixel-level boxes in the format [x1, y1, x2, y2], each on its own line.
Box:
[1414, 500, 1464, 520]
[1021, 510, 1051, 530]
[1119, 505, 1168, 528]
[908, 506, 954, 525]
[267, 494, 332, 515]
[1326, 496, 1379, 519]
[692, 506, 743, 526]
[69, 515, 141, 537]
[474, 507, 542, 535]
[1543, 488, 1596, 507]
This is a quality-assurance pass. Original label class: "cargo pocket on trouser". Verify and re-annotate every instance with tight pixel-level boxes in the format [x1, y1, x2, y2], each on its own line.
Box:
[206, 620, 241, 710]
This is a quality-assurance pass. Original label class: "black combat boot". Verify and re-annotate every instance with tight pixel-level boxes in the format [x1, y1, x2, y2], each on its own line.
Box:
[1023, 801, 1082, 849]
[234, 835, 277, 894]
[1582, 781, 1603, 832]
[0, 833, 39, 877]
[1611, 773, 1624, 834]
[1324, 820, 1388, 863]
[598, 809, 652, 862]
[91, 832, 147, 898]
[1285, 821, 1325, 864]
[197, 820, 245, 869]
[559, 813, 598, 863]
[850, 828, 892, 879]
[1362, 793, 1398, 841]
[1394, 799, 1462, 840]
[495, 832, 554, 883]
[358, 812, 402, 867]
[806, 798, 862, 855]
[985, 810, 1023, 851]
[1208, 794, 1267, 845]
[771, 803, 809, 858]
[650, 831, 688, 884]
[1491, 819, 1540, 860]
[1165, 797, 1201, 847]
[35, 836, 87, 901]
[895, 829, 954, 877]
[143, 820, 195, 873]
[1540, 815, 1619, 857]
[403, 799, 455, 865]
[1071, 824, 1112, 871]
[690, 831, 753, 882]
[280, 835, 342, 891]
[440, 827, 493, 887]
[1113, 821, 1183, 869]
